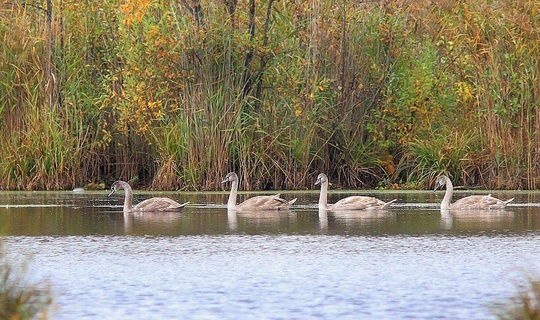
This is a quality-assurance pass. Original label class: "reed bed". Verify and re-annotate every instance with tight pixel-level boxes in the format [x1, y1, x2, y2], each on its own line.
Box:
[0, 0, 538, 190]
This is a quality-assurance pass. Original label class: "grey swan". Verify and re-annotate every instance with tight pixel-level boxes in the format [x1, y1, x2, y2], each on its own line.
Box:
[315, 173, 396, 211]
[433, 175, 513, 210]
[221, 172, 297, 211]
[108, 180, 189, 212]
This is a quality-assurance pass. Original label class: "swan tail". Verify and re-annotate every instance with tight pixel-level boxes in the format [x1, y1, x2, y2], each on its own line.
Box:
[176, 202, 190, 208]
[381, 199, 397, 209]
[502, 198, 514, 206]
[273, 195, 296, 206]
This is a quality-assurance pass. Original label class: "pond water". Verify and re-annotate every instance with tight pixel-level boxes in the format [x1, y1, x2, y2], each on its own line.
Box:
[1, 189, 540, 319]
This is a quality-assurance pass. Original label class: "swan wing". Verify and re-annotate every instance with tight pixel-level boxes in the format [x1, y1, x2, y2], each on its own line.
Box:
[451, 195, 488, 209]
[451, 195, 512, 210]
[134, 197, 189, 212]
[331, 196, 393, 211]
[484, 195, 514, 208]
[238, 194, 294, 211]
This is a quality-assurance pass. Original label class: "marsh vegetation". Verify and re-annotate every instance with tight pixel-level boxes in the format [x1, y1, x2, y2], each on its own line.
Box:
[1, 0, 538, 191]
[0, 243, 52, 319]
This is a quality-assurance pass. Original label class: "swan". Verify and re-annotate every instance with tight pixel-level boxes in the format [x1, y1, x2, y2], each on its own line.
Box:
[221, 172, 297, 211]
[108, 180, 189, 212]
[433, 175, 514, 210]
[315, 173, 396, 211]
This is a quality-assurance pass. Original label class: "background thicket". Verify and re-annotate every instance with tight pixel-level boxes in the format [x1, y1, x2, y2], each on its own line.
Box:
[1, 0, 539, 191]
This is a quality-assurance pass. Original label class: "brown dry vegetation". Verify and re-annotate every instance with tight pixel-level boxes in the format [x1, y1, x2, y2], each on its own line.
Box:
[0, 0, 539, 190]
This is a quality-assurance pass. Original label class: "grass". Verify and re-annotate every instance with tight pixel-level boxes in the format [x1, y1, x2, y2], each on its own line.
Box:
[0, 243, 53, 319]
[494, 275, 540, 320]
[0, 0, 539, 190]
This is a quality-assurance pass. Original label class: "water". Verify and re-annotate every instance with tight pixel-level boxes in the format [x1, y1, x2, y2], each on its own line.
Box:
[1, 190, 540, 319]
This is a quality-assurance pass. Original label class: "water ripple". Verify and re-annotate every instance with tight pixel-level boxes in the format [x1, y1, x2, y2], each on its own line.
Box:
[3, 234, 540, 320]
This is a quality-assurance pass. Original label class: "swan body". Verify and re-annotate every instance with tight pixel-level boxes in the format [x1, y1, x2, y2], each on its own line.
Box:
[108, 180, 189, 213]
[315, 173, 396, 211]
[221, 172, 297, 211]
[433, 175, 514, 210]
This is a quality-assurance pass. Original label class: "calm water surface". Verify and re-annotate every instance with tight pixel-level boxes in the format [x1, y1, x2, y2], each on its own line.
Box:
[1, 189, 540, 319]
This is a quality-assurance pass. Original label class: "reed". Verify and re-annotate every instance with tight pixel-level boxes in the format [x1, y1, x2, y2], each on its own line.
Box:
[0, 243, 52, 319]
[399, 130, 484, 189]
[0, 2, 78, 190]
[1, 0, 539, 190]
[494, 274, 540, 320]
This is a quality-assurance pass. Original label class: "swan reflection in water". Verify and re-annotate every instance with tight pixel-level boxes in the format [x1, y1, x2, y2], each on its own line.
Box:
[227, 210, 237, 231]
[439, 209, 515, 231]
[332, 210, 396, 223]
[122, 211, 184, 233]
[318, 209, 397, 231]
[226, 209, 297, 232]
[318, 210, 328, 230]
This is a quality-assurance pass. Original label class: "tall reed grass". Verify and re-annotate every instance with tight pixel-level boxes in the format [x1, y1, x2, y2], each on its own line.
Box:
[0, 242, 52, 319]
[0, 0, 539, 190]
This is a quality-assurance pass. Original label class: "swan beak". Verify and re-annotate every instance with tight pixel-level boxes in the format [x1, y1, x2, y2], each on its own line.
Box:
[107, 189, 116, 197]
[221, 179, 228, 184]
[433, 183, 441, 192]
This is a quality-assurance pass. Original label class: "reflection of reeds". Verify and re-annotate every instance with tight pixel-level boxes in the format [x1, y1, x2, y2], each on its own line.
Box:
[494, 275, 540, 320]
[0, 243, 52, 319]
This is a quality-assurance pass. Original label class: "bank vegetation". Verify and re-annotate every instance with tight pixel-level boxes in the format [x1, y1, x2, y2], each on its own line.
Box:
[1, 0, 539, 190]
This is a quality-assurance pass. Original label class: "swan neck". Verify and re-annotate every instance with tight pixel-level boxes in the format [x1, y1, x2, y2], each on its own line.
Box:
[121, 182, 133, 212]
[318, 180, 329, 210]
[227, 180, 238, 210]
[441, 178, 453, 210]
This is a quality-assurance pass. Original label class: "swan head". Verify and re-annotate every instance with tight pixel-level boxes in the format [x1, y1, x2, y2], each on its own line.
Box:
[221, 172, 239, 184]
[433, 175, 448, 191]
[315, 173, 328, 186]
[108, 181, 125, 197]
